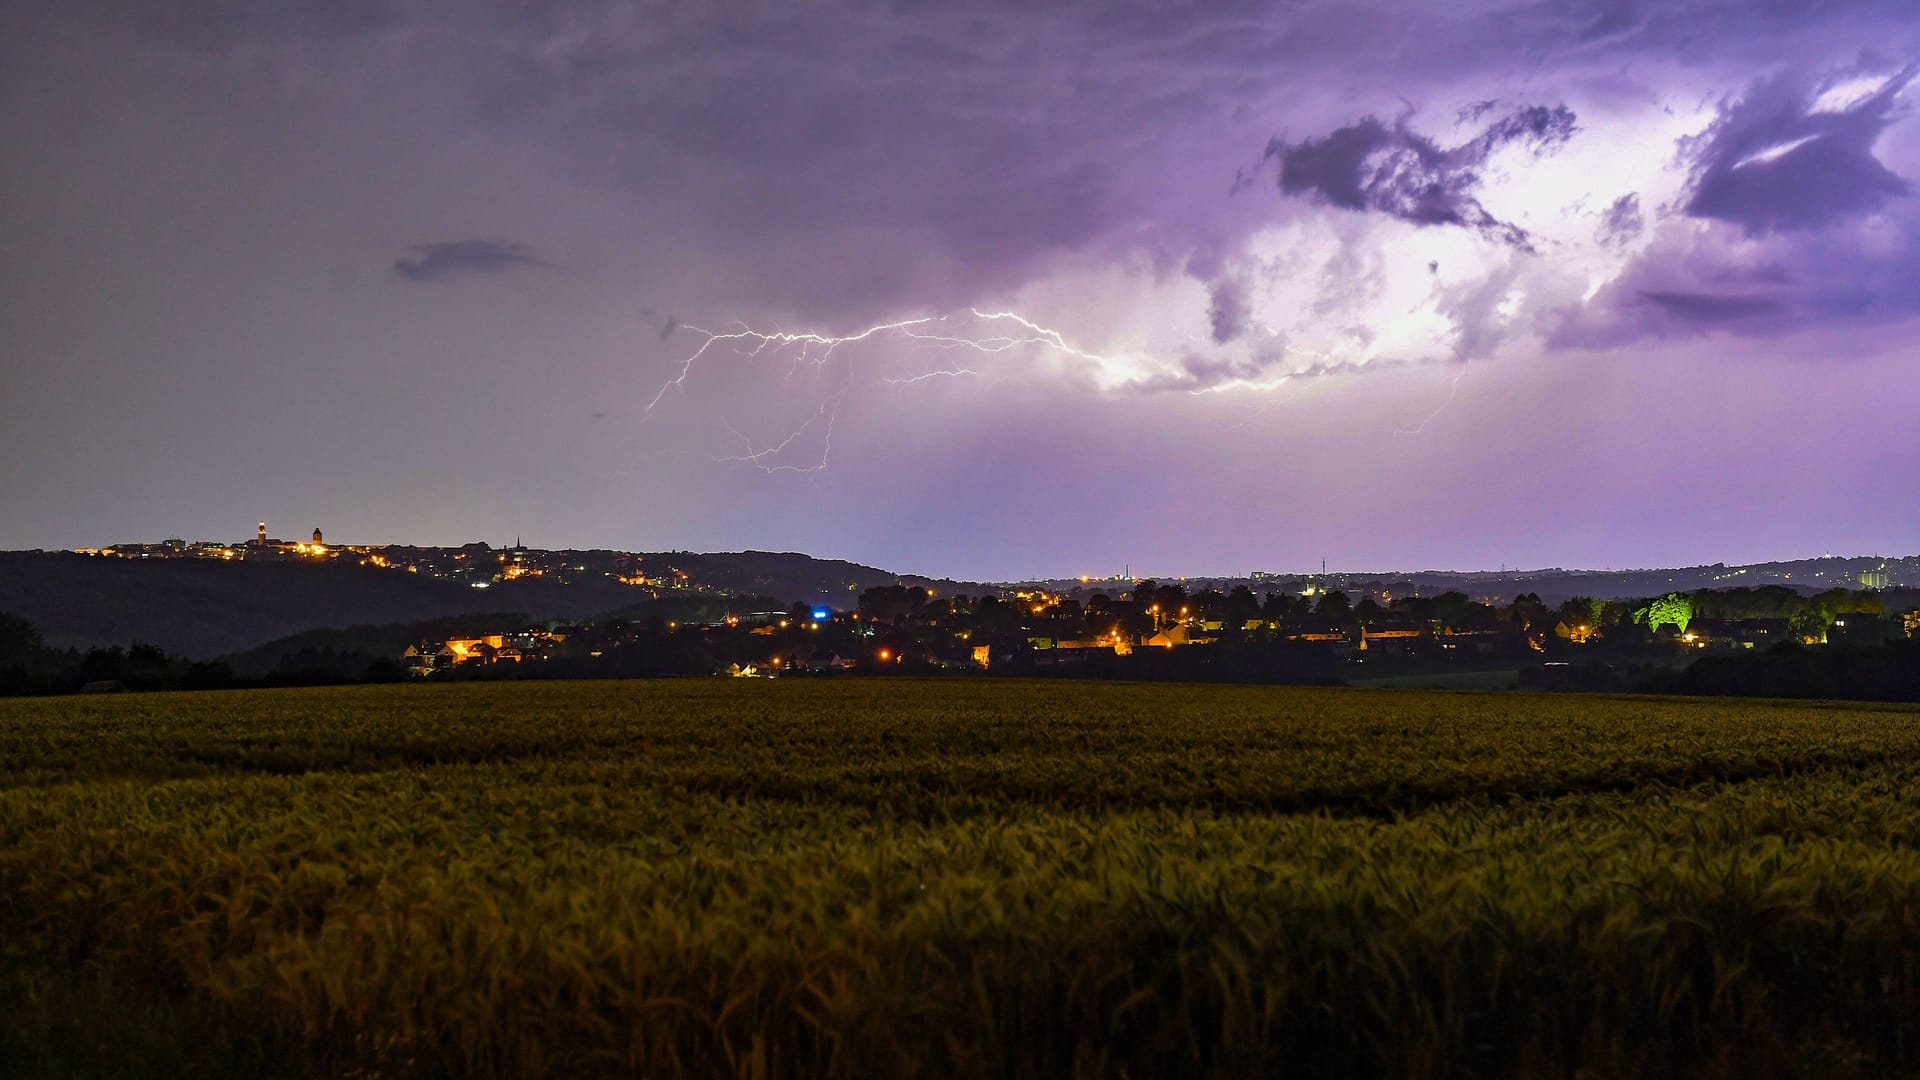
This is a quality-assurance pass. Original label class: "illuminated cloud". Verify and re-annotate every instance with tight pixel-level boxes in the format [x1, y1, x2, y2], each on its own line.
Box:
[1555, 61, 1920, 349]
[4, 0, 1919, 575]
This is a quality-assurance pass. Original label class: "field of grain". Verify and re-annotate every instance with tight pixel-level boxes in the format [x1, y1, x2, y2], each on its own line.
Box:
[5, 679, 1920, 1077]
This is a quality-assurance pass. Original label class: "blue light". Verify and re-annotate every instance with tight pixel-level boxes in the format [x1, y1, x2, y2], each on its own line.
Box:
[812, 608, 831, 621]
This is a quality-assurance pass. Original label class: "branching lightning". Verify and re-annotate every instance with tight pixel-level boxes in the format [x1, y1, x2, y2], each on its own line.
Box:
[718, 396, 845, 474]
[642, 309, 1138, 473]
[882, 368, 982, 384]
[644, 305, 1424, 473]
[645, 316, 941, 414]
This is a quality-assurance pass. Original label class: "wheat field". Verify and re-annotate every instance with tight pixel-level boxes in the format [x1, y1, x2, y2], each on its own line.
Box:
[5, 679, 1920, 1077]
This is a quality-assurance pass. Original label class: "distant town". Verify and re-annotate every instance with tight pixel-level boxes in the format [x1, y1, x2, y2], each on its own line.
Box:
[66, 520, 1918, 602]
[15, 523, 1911, 700]
[76, 521, 678, 592]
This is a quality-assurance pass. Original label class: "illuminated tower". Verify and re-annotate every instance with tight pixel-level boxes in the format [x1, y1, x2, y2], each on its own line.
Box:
[257, 521, 267, 546]
[312, 527, 324, 546]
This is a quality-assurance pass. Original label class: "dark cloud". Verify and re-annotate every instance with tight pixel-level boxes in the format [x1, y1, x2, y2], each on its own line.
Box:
[1265, 104, 1578, 251]
[1457, 98, 1501, 124]
[1554, 210, 1920, 348]
[1575, 0, 1641, 43]
[392, 240, 543, 283]
[1206, 276, 1253, 344]
[1597, 193, 1645, 247]
[1682, 65, 1916, 233]
[1639, 290, 1784, 322]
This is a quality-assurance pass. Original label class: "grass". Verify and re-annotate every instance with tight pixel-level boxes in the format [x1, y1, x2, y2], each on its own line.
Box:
[1345, 668, 1521, 691]
[4, 679, 1920, 1077]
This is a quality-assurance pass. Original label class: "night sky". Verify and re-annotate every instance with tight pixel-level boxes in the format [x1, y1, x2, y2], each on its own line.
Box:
[3, 2, 1916, 581]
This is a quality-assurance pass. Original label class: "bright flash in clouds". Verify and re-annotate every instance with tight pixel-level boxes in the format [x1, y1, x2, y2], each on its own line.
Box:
[1735, 134, 1821, 169]
[1811, 72, 1899, 115]
[640, 81, 1885, 475]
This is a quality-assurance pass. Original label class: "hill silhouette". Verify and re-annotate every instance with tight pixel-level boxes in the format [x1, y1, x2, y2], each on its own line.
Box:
[0, 550, 974, 659]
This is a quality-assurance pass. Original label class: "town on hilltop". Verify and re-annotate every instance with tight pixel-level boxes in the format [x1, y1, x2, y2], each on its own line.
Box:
[75, 521, 673, 590]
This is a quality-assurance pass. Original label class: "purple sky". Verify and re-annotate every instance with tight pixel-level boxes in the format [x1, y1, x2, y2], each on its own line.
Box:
[2, 1, 1917, 581]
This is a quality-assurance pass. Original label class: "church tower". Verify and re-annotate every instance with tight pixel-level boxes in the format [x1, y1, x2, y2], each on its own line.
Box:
[311, 527, 324, 546]
[257, 521, 267, 546]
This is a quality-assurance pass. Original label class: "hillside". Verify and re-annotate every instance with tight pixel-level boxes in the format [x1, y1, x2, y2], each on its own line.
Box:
[0, 550, 977, 659]
[0, 553, 637, 658]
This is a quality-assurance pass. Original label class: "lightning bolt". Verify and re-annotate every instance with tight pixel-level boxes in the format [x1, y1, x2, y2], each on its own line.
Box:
[645, 306, 1409, 472]
[882, 369, 983, 384]
[964, 309, 1119, 368]
[1392, 364, 1470, 436]
[642, 309, 1129, 474]
[644, 316, 942, 416]
[718, 396, 845, 474]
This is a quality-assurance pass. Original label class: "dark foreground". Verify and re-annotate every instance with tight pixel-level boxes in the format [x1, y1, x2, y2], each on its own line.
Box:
[5, 679, 1920, 1077]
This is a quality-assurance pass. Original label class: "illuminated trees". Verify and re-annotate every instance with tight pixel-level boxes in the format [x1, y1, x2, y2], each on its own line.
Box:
[1635, 593, 1694, 634]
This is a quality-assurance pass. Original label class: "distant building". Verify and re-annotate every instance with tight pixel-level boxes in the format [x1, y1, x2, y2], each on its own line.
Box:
[1829, 612, 1886, 644]
[1144, 626, 1191, 648]
[239, 519, 333, 560]
[1859, 568, 1890, 590]
[1359, 623, 1425, 652]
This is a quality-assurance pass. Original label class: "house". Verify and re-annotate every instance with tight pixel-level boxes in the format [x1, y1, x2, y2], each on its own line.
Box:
[1358, 622, 1425, 653]
[1145, 625, 1192, 648]
[402, 642, 450, 676]
[1829, 612, 1887, 644]
[443, 637, 508, 662]
[1436, 627, 1513, 656]
[1735, 618, 1792, 646]
[1281, 617, 1349, 644]
[1552, 621, 1594, 644]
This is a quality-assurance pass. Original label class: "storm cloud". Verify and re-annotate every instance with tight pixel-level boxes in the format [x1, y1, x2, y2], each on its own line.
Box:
[393, 240, 543, 283]
[1682, 65, 1917, 234]
[1266, 104, 1578, 252]
[4, 0, 1920, 577]
[1556, 59, 1920, 350]
[1597, 194, 1645, 248]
